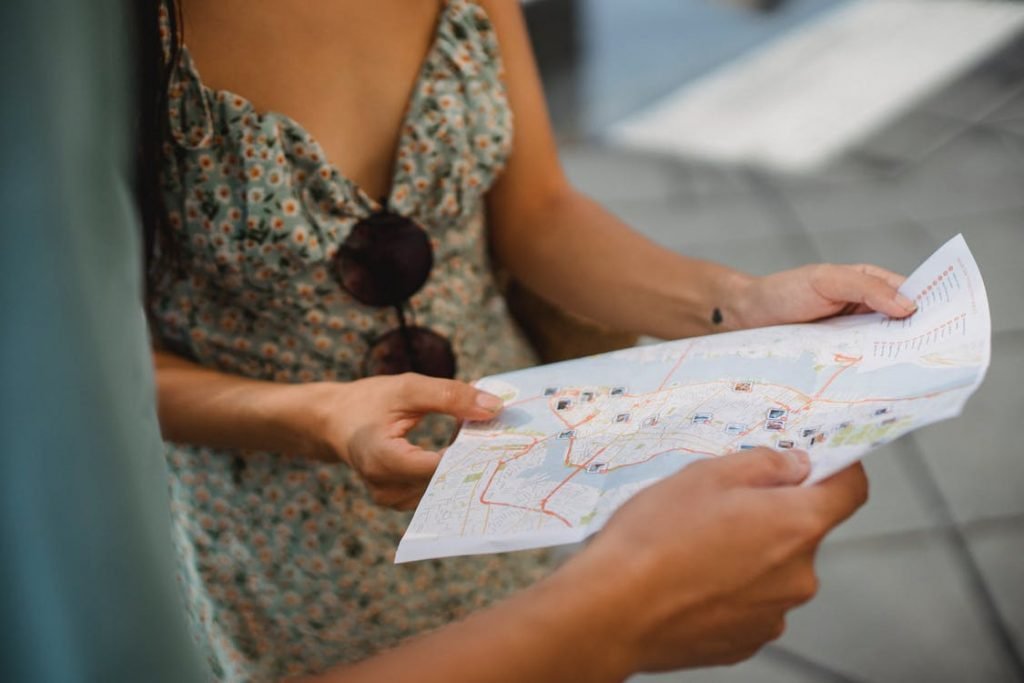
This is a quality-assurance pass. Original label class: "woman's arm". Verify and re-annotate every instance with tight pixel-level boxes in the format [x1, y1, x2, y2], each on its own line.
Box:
[153, 349, 503, 508]
[154, 349, 324, 456]
[481, 0, 916, 339]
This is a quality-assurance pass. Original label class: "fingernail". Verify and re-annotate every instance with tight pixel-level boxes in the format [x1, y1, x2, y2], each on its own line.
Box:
[894, 293, 917, 312]
[786, 449, 811, 468]
[475, 392, 503, 413]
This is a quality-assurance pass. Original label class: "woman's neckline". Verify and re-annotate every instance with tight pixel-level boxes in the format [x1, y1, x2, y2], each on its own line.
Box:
[177, 0, 470, 213]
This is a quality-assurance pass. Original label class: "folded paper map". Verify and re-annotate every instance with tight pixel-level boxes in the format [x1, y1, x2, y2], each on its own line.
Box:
[396, 235, 991, 563]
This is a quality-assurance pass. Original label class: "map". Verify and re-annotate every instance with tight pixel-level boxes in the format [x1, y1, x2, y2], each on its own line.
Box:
[396, 235, 991, 563]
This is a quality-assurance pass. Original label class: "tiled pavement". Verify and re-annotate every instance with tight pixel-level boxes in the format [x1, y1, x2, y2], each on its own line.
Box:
[541, 10, 1024, 683]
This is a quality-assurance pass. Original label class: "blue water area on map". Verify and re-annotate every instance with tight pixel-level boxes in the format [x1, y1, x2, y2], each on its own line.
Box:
[497, 350, 825, 396]
[515, 440, 593, 486]
[513, 438, 710, 494]
[597, 450, 708, 489]
[829, 362, 978, 398]
[668, 353, 820, 392]
[494, 348, 980, 404]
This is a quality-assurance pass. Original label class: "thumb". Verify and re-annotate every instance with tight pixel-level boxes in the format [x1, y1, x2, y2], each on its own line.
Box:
[712, 447, 811, 488]
[397, 373, 504, 421]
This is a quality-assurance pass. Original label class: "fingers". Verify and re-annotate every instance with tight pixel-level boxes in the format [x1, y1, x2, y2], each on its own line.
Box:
[816, 265, 917, 318]
[702, 447, 811, 489]
[777, 462, 868, 538]
[384, 440, 442, 481]
[360, 442, 440, 509]
[854, 263, 907, 291]
[741, 552, 820, 607]
[802, 462, 869, 527]
[397, 373, 503, 420]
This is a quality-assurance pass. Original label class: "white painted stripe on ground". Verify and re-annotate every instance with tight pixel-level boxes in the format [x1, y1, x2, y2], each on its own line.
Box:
[608, 0, 1024, 173]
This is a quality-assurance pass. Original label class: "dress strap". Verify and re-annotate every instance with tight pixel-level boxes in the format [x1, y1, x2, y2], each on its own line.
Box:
[157, 0, 176, 65]
[158, 1, 215, 149]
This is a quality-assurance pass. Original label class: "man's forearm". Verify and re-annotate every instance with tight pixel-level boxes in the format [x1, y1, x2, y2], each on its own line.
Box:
[302, 549, 635, 683]
[490, 188, 754, 340]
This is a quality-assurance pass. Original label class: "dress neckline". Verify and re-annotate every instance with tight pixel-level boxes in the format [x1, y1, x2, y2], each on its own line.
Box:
[174, 0, 467, 214]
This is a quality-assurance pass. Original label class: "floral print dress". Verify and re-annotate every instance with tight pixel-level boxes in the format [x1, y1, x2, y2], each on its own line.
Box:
[151, 2, 550, 680]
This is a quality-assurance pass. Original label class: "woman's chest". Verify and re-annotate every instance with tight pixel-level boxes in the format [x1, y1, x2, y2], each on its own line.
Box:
[180, 0, 444, 200]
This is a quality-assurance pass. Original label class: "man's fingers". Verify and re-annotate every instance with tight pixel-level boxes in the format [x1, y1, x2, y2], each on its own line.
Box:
[705, 447, 811, 489]
[795, 462, 869, 529]
[740, 552, 820, 607]
[397, 373, 503, 420]
[818, 267, 916, 318]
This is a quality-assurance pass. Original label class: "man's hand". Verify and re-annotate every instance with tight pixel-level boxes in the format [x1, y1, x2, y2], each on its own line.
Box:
[566, 447, 868, 674]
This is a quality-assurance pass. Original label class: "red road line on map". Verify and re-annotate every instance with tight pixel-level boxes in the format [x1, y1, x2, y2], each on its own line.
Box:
[505, 395, 544, 408]
[537, 445, 611, 527]
[657, 344, 694, 391]
[476, 438, 573, 528]
[813, 354, 862, 399]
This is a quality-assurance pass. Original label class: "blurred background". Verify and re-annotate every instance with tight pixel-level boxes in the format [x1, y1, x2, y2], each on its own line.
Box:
[522, 0, 1024, 681]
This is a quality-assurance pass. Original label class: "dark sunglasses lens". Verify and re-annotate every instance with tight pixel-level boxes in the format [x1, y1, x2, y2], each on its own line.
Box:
[335, 212, 432, 307]
[365, 327, 456, 379]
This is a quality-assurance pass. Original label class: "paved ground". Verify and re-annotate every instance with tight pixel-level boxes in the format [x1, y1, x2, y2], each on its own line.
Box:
[535, 4, 1024, 682]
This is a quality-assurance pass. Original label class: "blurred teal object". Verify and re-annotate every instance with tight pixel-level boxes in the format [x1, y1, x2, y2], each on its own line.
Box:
[0, 0, 206, 680]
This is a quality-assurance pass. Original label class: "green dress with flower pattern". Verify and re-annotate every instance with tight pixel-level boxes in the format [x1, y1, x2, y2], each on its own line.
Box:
[151, 2, 550, 679]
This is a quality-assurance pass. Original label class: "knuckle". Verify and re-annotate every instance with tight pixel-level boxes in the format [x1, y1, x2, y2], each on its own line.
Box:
[794, 571, 820, 603]
[722, 643, 763, 666]
[395, 372, 419, 395]
[761, 447, 789, 471]
[853, 471, 870, 506]
[770, 616, 788, 641]
[814, 263, 837, 279]
[787, 513, 826, 543]
[437, 382, 460, 410]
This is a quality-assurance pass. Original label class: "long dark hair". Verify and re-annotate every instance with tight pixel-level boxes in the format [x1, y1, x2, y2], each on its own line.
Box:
[132, 0, 182, 286]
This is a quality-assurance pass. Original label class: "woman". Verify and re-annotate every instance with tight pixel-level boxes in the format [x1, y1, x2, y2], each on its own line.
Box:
[141, 0, 914, 679]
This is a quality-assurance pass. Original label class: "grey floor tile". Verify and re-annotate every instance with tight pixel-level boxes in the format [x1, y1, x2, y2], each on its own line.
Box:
[905, 122, 1024, 186]
[915, 330, 1024, 524]
[806, 220, 939, 276]
[977, 260, 1024, 334]
[893, 143, 1024, 226]
[781, 180, 912, 235]
[630, 653, 827, 683]
[917, 206, 1024, 333]
[986, 87, 1024, 135]
[766, 157, 885, 194]
[964, 518, 1024, 653]
[919, 56, 1024, 122]
[992, 34, 1024, 70]
[828, 438, 938, 543]
[855, 112, 967, 167]
[562, 144, 685, 204]
[677, 162, 762, 202]
[780, 531, 1020, 683]
[610, 194, 802, 254]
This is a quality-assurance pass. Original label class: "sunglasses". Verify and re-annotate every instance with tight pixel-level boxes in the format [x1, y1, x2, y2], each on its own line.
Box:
[333, 209, 456, 379]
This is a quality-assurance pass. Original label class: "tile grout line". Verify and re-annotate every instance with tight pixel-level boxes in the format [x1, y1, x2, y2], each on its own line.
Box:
[899, 435, 1024, 681]
[743, 169, 824, 257]
[762, 644, 871, 683]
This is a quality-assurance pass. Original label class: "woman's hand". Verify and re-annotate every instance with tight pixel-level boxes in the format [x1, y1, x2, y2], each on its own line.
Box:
[304, 373, 504, 510]
[732, 263, 918, 330]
